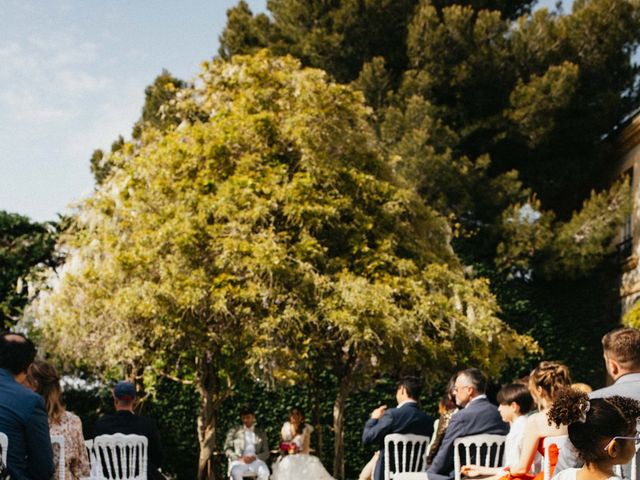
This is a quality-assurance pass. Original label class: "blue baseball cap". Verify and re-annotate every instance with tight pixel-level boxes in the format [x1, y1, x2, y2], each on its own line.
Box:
[113, 381, 136, 399]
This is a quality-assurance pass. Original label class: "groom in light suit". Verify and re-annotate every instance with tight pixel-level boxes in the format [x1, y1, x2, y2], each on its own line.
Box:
[224, 405, 270, 480]
[362, 376, 434, 480]
[427, 368, 508, 480]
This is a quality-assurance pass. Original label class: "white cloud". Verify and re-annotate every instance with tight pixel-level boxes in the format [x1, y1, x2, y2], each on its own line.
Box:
[57, 70, 111, 95]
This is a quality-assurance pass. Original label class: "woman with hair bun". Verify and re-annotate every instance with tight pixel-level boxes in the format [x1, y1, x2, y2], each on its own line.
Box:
[494, 361, 572, 480]
[548, 388, 640, 480]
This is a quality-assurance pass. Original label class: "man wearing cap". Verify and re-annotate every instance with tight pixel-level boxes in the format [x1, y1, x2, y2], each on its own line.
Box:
[93, 381, 164, 480]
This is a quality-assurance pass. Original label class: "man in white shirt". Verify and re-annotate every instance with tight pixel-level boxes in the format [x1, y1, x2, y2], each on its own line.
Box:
[224, 405, 270, 480]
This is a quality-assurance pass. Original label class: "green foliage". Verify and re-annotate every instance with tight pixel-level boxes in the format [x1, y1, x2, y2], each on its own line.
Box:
[220, 0, 420, 84]
[0, 211, 58, 328]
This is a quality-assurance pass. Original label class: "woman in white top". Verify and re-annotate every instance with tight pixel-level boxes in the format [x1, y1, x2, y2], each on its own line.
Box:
[548, 388, 640, 480]
[462, 383, 534, 477]
[272, 407, 335, 480]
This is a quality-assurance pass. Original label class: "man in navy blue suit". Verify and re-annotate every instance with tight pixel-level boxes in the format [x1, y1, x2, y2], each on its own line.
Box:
[0, 332, 54, 480]
[362, 376, 434, 480]
[427, 368, 508, 480]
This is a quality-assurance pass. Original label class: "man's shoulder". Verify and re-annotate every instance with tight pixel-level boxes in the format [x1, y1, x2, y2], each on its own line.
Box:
[0, 377, 42, 412]
[591, 375, 640, 400]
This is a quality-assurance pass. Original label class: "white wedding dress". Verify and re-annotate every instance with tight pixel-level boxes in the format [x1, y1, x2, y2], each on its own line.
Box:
[271, 422, 335, 480]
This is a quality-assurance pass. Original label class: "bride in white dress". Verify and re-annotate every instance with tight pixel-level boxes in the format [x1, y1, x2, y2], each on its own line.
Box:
[271, 407, 335, 480]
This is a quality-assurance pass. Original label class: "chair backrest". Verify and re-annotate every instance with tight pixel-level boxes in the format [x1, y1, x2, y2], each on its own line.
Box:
[453, 434, 506, 480]
[384, 433, 431, 480]
[93, 433, 148, 480]
[51, 434, 66, 480]
[542, 435, 568, 480]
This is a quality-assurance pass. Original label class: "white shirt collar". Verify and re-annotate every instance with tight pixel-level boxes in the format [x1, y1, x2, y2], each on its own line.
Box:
[468, 394, 487, 404]
[397, 399, 417, 409]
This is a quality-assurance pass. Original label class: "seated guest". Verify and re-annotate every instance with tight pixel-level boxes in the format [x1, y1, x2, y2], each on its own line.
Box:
[427, 368, 509, 480]
[495, 361, 572, 480]
[93, 381, 164, 480]
[362, 376, 434, 480]
[224, 405, 270, 480]
[0, 332, 54, 480]
[549, 389, 640, 480]
[272, 407, 334, 480]
[461, 383, 534, 477]
[427, 375, 458, 466]
[27, 359, 90, 480]
[556, 327, 640, 474]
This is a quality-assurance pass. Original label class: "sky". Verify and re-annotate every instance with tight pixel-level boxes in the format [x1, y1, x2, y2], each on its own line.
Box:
[2, 0, 569, 222]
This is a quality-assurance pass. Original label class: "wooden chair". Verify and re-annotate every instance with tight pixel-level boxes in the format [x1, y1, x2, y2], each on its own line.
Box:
[383, 433, 431, 480]
[453, 434, 506, 480]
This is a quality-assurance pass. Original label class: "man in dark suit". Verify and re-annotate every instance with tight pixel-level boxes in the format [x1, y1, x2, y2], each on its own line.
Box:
[94, 381, 164, 480]
[0, 332, 54, 480]
[427, 368, 508, 480]
[362, 376, 434, 480]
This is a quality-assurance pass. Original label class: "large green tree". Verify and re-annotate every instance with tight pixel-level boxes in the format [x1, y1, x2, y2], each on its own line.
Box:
[0, 211, 58, 327]
[219, 0, 640, 381]
[31, 51, 533, 479]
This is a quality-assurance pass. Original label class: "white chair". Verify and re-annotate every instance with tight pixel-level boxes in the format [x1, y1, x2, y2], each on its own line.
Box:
[0, 432, 7, 464]
[542, 436, 568, 480]
[93, 433, 148, 480]
[394, 474, 429, 480]
[51, 434, 66, 480]
[384, 433, 431, 480]
[454, 434, 506, 480]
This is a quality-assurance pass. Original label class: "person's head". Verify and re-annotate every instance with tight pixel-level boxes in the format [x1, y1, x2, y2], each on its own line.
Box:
[27, 359, 65, 423]
[438, 374, 457, 414]
[454, 368, 486, 408]
[239, 405, 256, 429]
[0, 332, 37, 381]
[528, 361, 571, 408]
[602, 328, 640, 380]
[549, 388, 640, 466]
[497, 383, 533, 423]
[288, 407, 305, 424]
[396, 376, 422, 404]
[112, 381, 136, 411]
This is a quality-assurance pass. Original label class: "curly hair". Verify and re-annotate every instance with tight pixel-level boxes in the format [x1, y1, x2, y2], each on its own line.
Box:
[529, 361, 572, 404]
[548, 388, 640, 463]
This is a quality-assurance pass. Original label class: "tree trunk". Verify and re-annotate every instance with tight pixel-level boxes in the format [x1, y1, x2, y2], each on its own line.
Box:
[197, 352, 219, 480]
[332, 375, 351, 480]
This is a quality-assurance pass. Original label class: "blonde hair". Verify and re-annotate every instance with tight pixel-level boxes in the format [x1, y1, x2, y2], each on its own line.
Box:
[529, 361, 572, 405]
[28, 359, 65, 424]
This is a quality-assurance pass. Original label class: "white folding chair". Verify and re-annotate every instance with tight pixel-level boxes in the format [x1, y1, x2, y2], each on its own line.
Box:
[384, 433, 431, 480]
[51, 434, 66, 480]
[454, 434, 506, 480]
[0, 432, 8, 464]
[542, 436, 568, 480]
[93, 433, 148, 480]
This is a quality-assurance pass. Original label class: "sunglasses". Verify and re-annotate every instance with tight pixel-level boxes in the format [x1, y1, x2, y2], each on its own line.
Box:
[603, 436, 640, 451]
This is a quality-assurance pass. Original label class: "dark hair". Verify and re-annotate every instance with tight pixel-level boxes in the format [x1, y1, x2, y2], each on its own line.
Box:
[0, 332, 37, 375]
[239, 404, 255, 417]
[529, 361, 571, 403]
[549, 388, 640, 463]
[289, 407, 305, 436]
[497, 383, 533, 414]
[457, 368, 487, 394]
[602, 328, 640, 370]
[398, 376, 422, 401]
